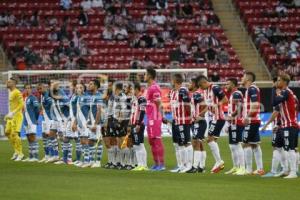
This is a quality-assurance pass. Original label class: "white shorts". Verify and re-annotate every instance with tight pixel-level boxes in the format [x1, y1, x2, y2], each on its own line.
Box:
[65, 120, 79, 138]
[57, 121, 67, 133]
[42, 120, 51, 133]
[25, 124, 37, 135]
[89, 125, 102, 141]
[50, 120, 59, 131]
[78, 126, 90, 138]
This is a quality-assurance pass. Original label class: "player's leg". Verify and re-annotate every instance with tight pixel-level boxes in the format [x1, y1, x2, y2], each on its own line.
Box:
[93, 125, 103, 168]
[132, 124, 148, 171]
[47, 121, 60, 163]
[4, 120, 18, 160]
[242, 124, 253, 174]
[248, 124, 264, 175]
[225, 125, 239, 174]
[170, 122, 181, 172]
[284, 127, 299, 179]
[233, 125, 246, 175]
[207, 120, 225, 173]
[10, 115, 24, 161]
[179, 125, 193, 173]
[23, 123, 38, 162]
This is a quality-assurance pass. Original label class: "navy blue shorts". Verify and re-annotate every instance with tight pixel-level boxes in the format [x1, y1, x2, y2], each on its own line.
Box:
[192, 120, 207, 140]
[228, 124, 244, 144]
[243, 123, 261, 144]
[282, 127, 299, 151]
[172, 122, 191, 146]
[103, 117, 114, 137]
[131, 124, 145, 145]
[272, 128, 284, 148]
[112, 119, 129, 137]
[208, 120, 225, 138]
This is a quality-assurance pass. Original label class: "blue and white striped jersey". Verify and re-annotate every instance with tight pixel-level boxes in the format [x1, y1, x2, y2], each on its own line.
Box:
[24, 95, 40, 126]
[69, 94, 79, 120]
[53, 89, 70, 121]
[89, 91, 103, 125]
[76, 92, 91, 128]
[41, 91, 54, 121]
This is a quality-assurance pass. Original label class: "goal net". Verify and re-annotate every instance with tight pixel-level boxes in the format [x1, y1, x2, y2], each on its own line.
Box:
[0, 68, 207, 138]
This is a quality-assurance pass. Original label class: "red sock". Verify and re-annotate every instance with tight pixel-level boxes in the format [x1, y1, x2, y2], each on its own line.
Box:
[152, 138, 165, 166]
[148, 137, 158, 165]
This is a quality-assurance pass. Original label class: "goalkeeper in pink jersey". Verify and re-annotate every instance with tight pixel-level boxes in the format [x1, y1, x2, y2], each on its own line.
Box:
[144, 68, 165, 171]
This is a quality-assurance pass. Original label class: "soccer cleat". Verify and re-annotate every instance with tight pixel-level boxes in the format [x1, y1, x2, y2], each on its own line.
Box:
[91, 161, 101, 168]
[126, 165, 134, 170]
[11, 153, 18, 160]
[28, 158, 39, 162]
[150, 165, 158, 171]
[74, 161, 83, 167]
[14, 154, 24, 162]
[54, 160, 65, 165]
[109, 164, 117, 169]
[274, 171, 289, 177]
[66, 160, 73, 165]
[152, 165, 165, 171]
[38, 156, 49, 163]
[104, 163, 112, 169]
[46, 156, 60, 163]
[22, 158, 31, 162]
[81, 163, 92, 168]
[261, 172, 276, 178]
[198, 167, 205, 173]
[179, 167, 192, 173]
[211, 161, 225, 174]
[132, 166, 144, 171]
[186, 167, 198, 173]
[73, 160, 80, 165]
[234, 167, 246, 176]
[284, 173, 298, 179]
[252, 169, 265, 176]
[169, 166, 181, 173]
[225, 167, 238, 175]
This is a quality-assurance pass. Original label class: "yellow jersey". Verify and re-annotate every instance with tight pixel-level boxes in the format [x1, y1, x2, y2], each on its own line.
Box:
[9, 88, 24, 115]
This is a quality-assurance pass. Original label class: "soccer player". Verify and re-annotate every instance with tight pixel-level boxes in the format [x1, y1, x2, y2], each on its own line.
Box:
[144, 68, 165, 171]
[169, 74, 193, 173]
[112, 82, 128, 170]
[224, 78, 245, 175]
[4, 78, 24, 161]
[198, 75, 227, 173]
[272, 74, 299, 179]
[22, 84, 40, 162]
[261, 78, 288, 177]
[241, 72, 264, 175]
[131, 82, 148, 171]
[187, 77, 207, 173]
[87, 79, 103, 168]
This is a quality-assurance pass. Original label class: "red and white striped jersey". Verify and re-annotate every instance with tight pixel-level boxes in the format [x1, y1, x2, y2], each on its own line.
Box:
[130, 95, 147, 125]
[191, 89, 206, 121]
[170, 86, 192, 125]
[203, 84, 226, 121]
[228, 89, 244, 126]
[243, 84, 261, 124]
[274, 88, 298, 128]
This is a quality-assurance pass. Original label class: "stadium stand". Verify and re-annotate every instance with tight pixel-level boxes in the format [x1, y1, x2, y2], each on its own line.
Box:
[0, 0, 244, 80]
[234, 0, 300, 80]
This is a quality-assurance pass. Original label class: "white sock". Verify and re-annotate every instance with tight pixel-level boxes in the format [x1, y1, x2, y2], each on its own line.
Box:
[200, 151, 206, 169]
[244, 147, 252, 173]
[186, 145, 193, 169]
[140, 143, 147, 167]
[253, 145, 263, 170]
[179, 146, 185, 168]
[107, 148, 113, 164]
[193, 151, 201, 168]
[115, 146, 121, 165]
[288, 150, 297, 175]
[133, 145, 142, 167]
[229, 144, 238, 168]
[174, 143, 182, 168]
[237, 143, 245, 168]
[208, 141, 222, 163]
[279, 149, 289, 173]
[271, 149, 280, 174]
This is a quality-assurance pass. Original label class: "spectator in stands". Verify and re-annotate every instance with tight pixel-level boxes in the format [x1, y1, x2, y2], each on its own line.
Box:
[81, 0, 92, 11]
[0, 12, 8, 27]
[140, 33, 153, 47]
[169, 25, 180, 40]
[7, 12, 16, 26]
[153, 33, 165, 48]
[210, 71, 220, 82]
[17, 13, 30, 27]
[130, 58, 142, 69]
[30, 11, 40, 27]
[169, 47, 183, 63]
[285, 61, 300, 80]
[147, 0, 157, 9]
[60, 0, 73, 10]
[153, 11, 167, 26]
[130, 33, 141, 48]
[156, 0, 168, 10]
[141, 55, 155, 68]
[39, 50, 51, 65]
[23, 45, 41, 66]
[175, 3, 182, 17]
[207, 13, 220, 25]
[206, 45, 217, 63]
[275, 2, 288, 17]
[104, 11, 114, 26]
[78, 8, 89, 26]
[48, 27, 59, 41]
[182, 2, 194, 18]
[114, 10, 125, 26]
[45, 16, 58, 27]
[92, 0, 103, 9]
[106, 2, 117, 15]
[114, 25, 128, 40]
[143, 10, 153, 25]
[275, 40, 289, 55]
[193, 13, 207, 26]
[134, 19, 147, 33]
[64, 57, 77, 70]
[179, 38, 190, 59]
[167, 11, 177, 26]
[72, 29, 84, 47]
[102, 25, 114, 40]
[160, 24, 171, 41]
[66, 41, 80, 57]
[190, 44, 206, 63]
[77, 57, 88, 69]
[217, 48, 229, 64]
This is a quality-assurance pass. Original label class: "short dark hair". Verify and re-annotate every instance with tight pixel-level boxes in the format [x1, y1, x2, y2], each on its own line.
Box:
[147, 67, 156, 80]
[227, 78, 238, 87]
[272, 77, 278, 83]
[172, 73, 183, 84]
[78, 82, 87, 92]
[197, 75, 208, 82]
[115, 82, 123, 91]
[24, 83, 32, 89]
[245, 71, 256, 82]
[279, 74, 290, 85]
[92, 79, 100, 89]
[134, 82, 141, 91]
[191, 77, 200, 88]
[9, 77, 18, 84]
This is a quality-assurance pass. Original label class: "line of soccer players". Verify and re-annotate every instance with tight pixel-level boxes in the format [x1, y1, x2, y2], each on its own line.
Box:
[4, 69, 299, 178]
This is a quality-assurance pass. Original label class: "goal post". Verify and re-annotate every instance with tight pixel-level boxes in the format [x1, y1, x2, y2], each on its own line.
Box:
[0, 68, 207, 138]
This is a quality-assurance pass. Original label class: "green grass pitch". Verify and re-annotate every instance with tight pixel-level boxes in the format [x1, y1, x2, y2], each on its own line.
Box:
[0, 137, 299, 200]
